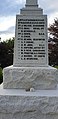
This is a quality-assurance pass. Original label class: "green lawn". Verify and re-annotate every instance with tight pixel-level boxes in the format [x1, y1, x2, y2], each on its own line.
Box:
[54, 66, 58, 69]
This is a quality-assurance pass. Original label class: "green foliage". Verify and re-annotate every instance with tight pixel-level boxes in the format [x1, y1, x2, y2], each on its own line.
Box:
[48, 18, 58, 43]
[48, 18, 58, 66]
[0, 37, 14, 68]
[54, 66, 58, 69]
[0, 67, 3, 84]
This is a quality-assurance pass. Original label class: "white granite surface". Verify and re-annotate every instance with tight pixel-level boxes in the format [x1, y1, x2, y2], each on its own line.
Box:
[2, 0, 58, 118]
[3, 66, 58, 90]
[0, 84, 58, 119]
[1, 84, 58, 96]
[13, 0, 48, 67]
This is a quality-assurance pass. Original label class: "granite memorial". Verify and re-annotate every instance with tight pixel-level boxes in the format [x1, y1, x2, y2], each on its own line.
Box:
[3, 0, 58, 90]
[0, 0, 58, 119]
[14, 0, 48, 67]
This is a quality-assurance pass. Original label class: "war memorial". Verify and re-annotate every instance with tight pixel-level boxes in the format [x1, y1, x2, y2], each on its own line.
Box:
[0, 0, 58, 118]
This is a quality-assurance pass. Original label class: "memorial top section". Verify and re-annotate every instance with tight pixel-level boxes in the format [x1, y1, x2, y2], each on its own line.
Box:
[20, 0, 43, 15]
[26, 0, 38, 6]
[13, 0, 48, 67]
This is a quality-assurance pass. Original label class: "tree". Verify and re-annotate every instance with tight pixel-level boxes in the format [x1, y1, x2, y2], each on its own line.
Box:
[0, 38, 14, 68]
[0, 67, 3, 84]
[48, 18, 58, 66]
[48, 18, 58, 43]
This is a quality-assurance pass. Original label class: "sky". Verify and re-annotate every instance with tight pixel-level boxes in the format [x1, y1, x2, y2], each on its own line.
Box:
[0, 0, 58, 41]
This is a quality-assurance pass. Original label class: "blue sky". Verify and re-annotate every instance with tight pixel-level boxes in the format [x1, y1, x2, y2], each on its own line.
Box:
[0, 0, 58, 41]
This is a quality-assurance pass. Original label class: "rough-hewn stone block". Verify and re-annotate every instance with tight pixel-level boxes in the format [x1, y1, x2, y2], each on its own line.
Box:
[0, 87, 58, 119]
[3, 66, 58, 90]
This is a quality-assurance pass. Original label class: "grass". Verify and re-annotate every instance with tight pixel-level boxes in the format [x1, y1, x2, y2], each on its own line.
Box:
[54, 66, 58, 69]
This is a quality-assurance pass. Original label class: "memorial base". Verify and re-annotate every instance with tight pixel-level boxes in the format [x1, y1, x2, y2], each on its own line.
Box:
[0, 85, 58, 119]
[2, 66, 58, 119]
[3, 65, 58, 90]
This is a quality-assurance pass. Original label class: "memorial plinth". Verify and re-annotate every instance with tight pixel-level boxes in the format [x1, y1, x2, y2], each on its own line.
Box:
[0, 86, 58, 119]
[3, 66, 58, 90]
[1, 0, 58, 119]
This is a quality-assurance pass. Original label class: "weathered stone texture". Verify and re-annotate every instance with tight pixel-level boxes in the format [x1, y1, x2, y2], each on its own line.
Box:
[0, 92, 58, 119]
[3, 66, 58, 90]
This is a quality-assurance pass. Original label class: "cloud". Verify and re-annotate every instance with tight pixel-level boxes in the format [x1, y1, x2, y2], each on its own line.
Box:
[0, 26, 15, 34]
[0, 33, 15, 41]
[0, 16, 15, 31]
[15, 0, 25, 5]
[0, 0, 58, 41]
[0, 0, 58, 17]
[0, 0, 25, 16]
[0, 16, 15, 41]
[48, 12, 58, 26]
[39, 0, 58, 26]
[0, 23, 15, 41]
[39, 0, 58, 13]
